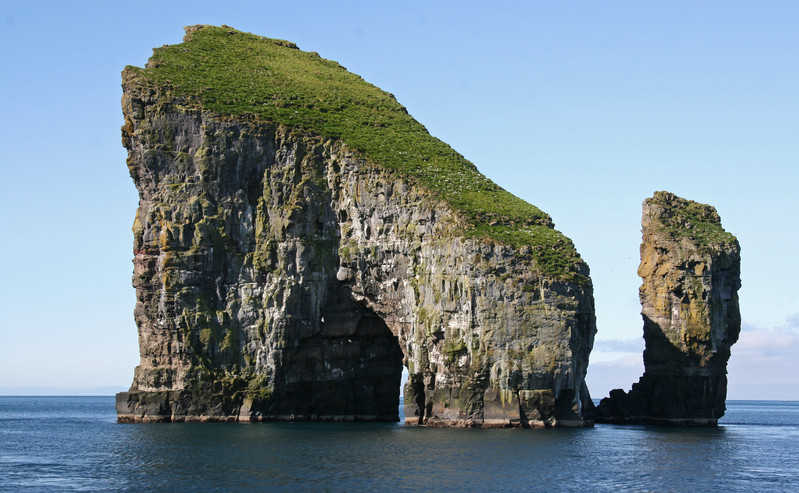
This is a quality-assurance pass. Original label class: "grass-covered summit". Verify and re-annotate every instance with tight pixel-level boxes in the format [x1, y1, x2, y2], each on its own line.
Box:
[127, 25, 585, 280]
[646, 191, 737, 250]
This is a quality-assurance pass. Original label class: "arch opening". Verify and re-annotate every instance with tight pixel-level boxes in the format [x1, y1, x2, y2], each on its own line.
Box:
[398, 366, 409, 423]
[282, 300, 404, 422]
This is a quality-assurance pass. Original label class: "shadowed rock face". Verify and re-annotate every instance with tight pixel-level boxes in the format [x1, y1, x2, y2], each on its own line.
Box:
[595, 192, 741, 425]
[115, 56, 597, 427]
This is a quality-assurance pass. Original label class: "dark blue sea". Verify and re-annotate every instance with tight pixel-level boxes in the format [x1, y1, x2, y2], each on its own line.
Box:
[1, 397, 797, 492]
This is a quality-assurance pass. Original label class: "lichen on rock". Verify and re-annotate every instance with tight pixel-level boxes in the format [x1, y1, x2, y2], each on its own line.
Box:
[594, 191, 741, 425]
[116, 25, 597, 427]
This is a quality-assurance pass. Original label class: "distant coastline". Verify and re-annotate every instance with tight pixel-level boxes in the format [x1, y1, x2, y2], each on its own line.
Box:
[0, 387, 128, 396]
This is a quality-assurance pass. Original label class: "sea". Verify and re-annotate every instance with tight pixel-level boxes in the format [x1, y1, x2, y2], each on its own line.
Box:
[1, 397, 797, 492]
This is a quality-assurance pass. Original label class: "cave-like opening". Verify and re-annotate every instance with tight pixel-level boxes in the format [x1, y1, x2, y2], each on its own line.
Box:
[349, 312, 404, 421]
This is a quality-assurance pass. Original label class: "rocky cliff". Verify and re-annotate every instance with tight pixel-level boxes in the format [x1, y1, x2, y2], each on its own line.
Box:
[115, 26, 597, 427]
[595, 191, 741, 425]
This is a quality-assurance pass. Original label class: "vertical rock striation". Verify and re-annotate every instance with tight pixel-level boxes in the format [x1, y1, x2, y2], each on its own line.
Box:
[595, 191, 741, 425]
[115, 26, 597, 427]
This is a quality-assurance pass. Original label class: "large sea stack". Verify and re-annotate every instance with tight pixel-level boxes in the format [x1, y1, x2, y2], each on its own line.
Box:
[115, 26, 597, 427]
[595, 191, 741, 425]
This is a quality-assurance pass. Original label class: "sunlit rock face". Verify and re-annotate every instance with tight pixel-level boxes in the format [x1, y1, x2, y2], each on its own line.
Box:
[595, 192, 741, 425]
[115, 27, 597, 427]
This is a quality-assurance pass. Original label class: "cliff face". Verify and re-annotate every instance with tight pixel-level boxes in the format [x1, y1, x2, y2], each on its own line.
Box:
[595, 191, 741, 425]
[116, 26, 597, 427]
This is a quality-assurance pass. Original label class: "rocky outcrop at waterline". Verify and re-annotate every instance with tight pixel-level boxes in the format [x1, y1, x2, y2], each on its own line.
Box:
[594, 192, 741, 425]
[115, 25, 597, 427]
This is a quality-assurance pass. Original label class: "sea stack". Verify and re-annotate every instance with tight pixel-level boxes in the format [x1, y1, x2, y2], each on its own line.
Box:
[115, 26, 597, 427]
[595, 191, 741, 425]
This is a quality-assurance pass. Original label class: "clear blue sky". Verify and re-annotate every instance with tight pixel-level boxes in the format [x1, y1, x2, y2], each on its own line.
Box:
[1, 1, 797, 399]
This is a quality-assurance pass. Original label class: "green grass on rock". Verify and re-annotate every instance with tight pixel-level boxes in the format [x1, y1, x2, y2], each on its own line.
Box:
[128, 25, 586, 282]
[648, 191, 737, 249]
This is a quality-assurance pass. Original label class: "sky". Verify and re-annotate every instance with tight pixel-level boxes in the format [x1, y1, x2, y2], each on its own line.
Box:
[0, 1, 797, 400]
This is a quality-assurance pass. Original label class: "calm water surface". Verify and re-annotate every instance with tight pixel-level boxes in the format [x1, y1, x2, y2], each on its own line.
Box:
[1, 397, 797, 491]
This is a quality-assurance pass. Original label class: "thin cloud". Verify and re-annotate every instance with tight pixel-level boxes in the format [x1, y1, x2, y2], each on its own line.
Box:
[585, 354, 644, 398]
[592, 338, 644, 353]
[727, 317, 799, 400]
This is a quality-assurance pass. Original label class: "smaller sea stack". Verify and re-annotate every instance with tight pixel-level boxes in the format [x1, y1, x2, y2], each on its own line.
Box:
[595, 191, 741, 425]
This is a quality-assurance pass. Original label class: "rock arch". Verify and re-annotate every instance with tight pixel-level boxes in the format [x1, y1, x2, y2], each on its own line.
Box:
[116, 79, 597, 427]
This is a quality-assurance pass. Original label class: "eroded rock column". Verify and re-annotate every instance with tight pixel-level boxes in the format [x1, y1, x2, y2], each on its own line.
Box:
[595, 191, 741, 425]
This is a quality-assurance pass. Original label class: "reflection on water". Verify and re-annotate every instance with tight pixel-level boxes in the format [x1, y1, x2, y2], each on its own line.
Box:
[1, 397, 798, 491]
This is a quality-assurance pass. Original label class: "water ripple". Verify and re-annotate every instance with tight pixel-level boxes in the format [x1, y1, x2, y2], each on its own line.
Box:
[1, 397, 798, 492]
